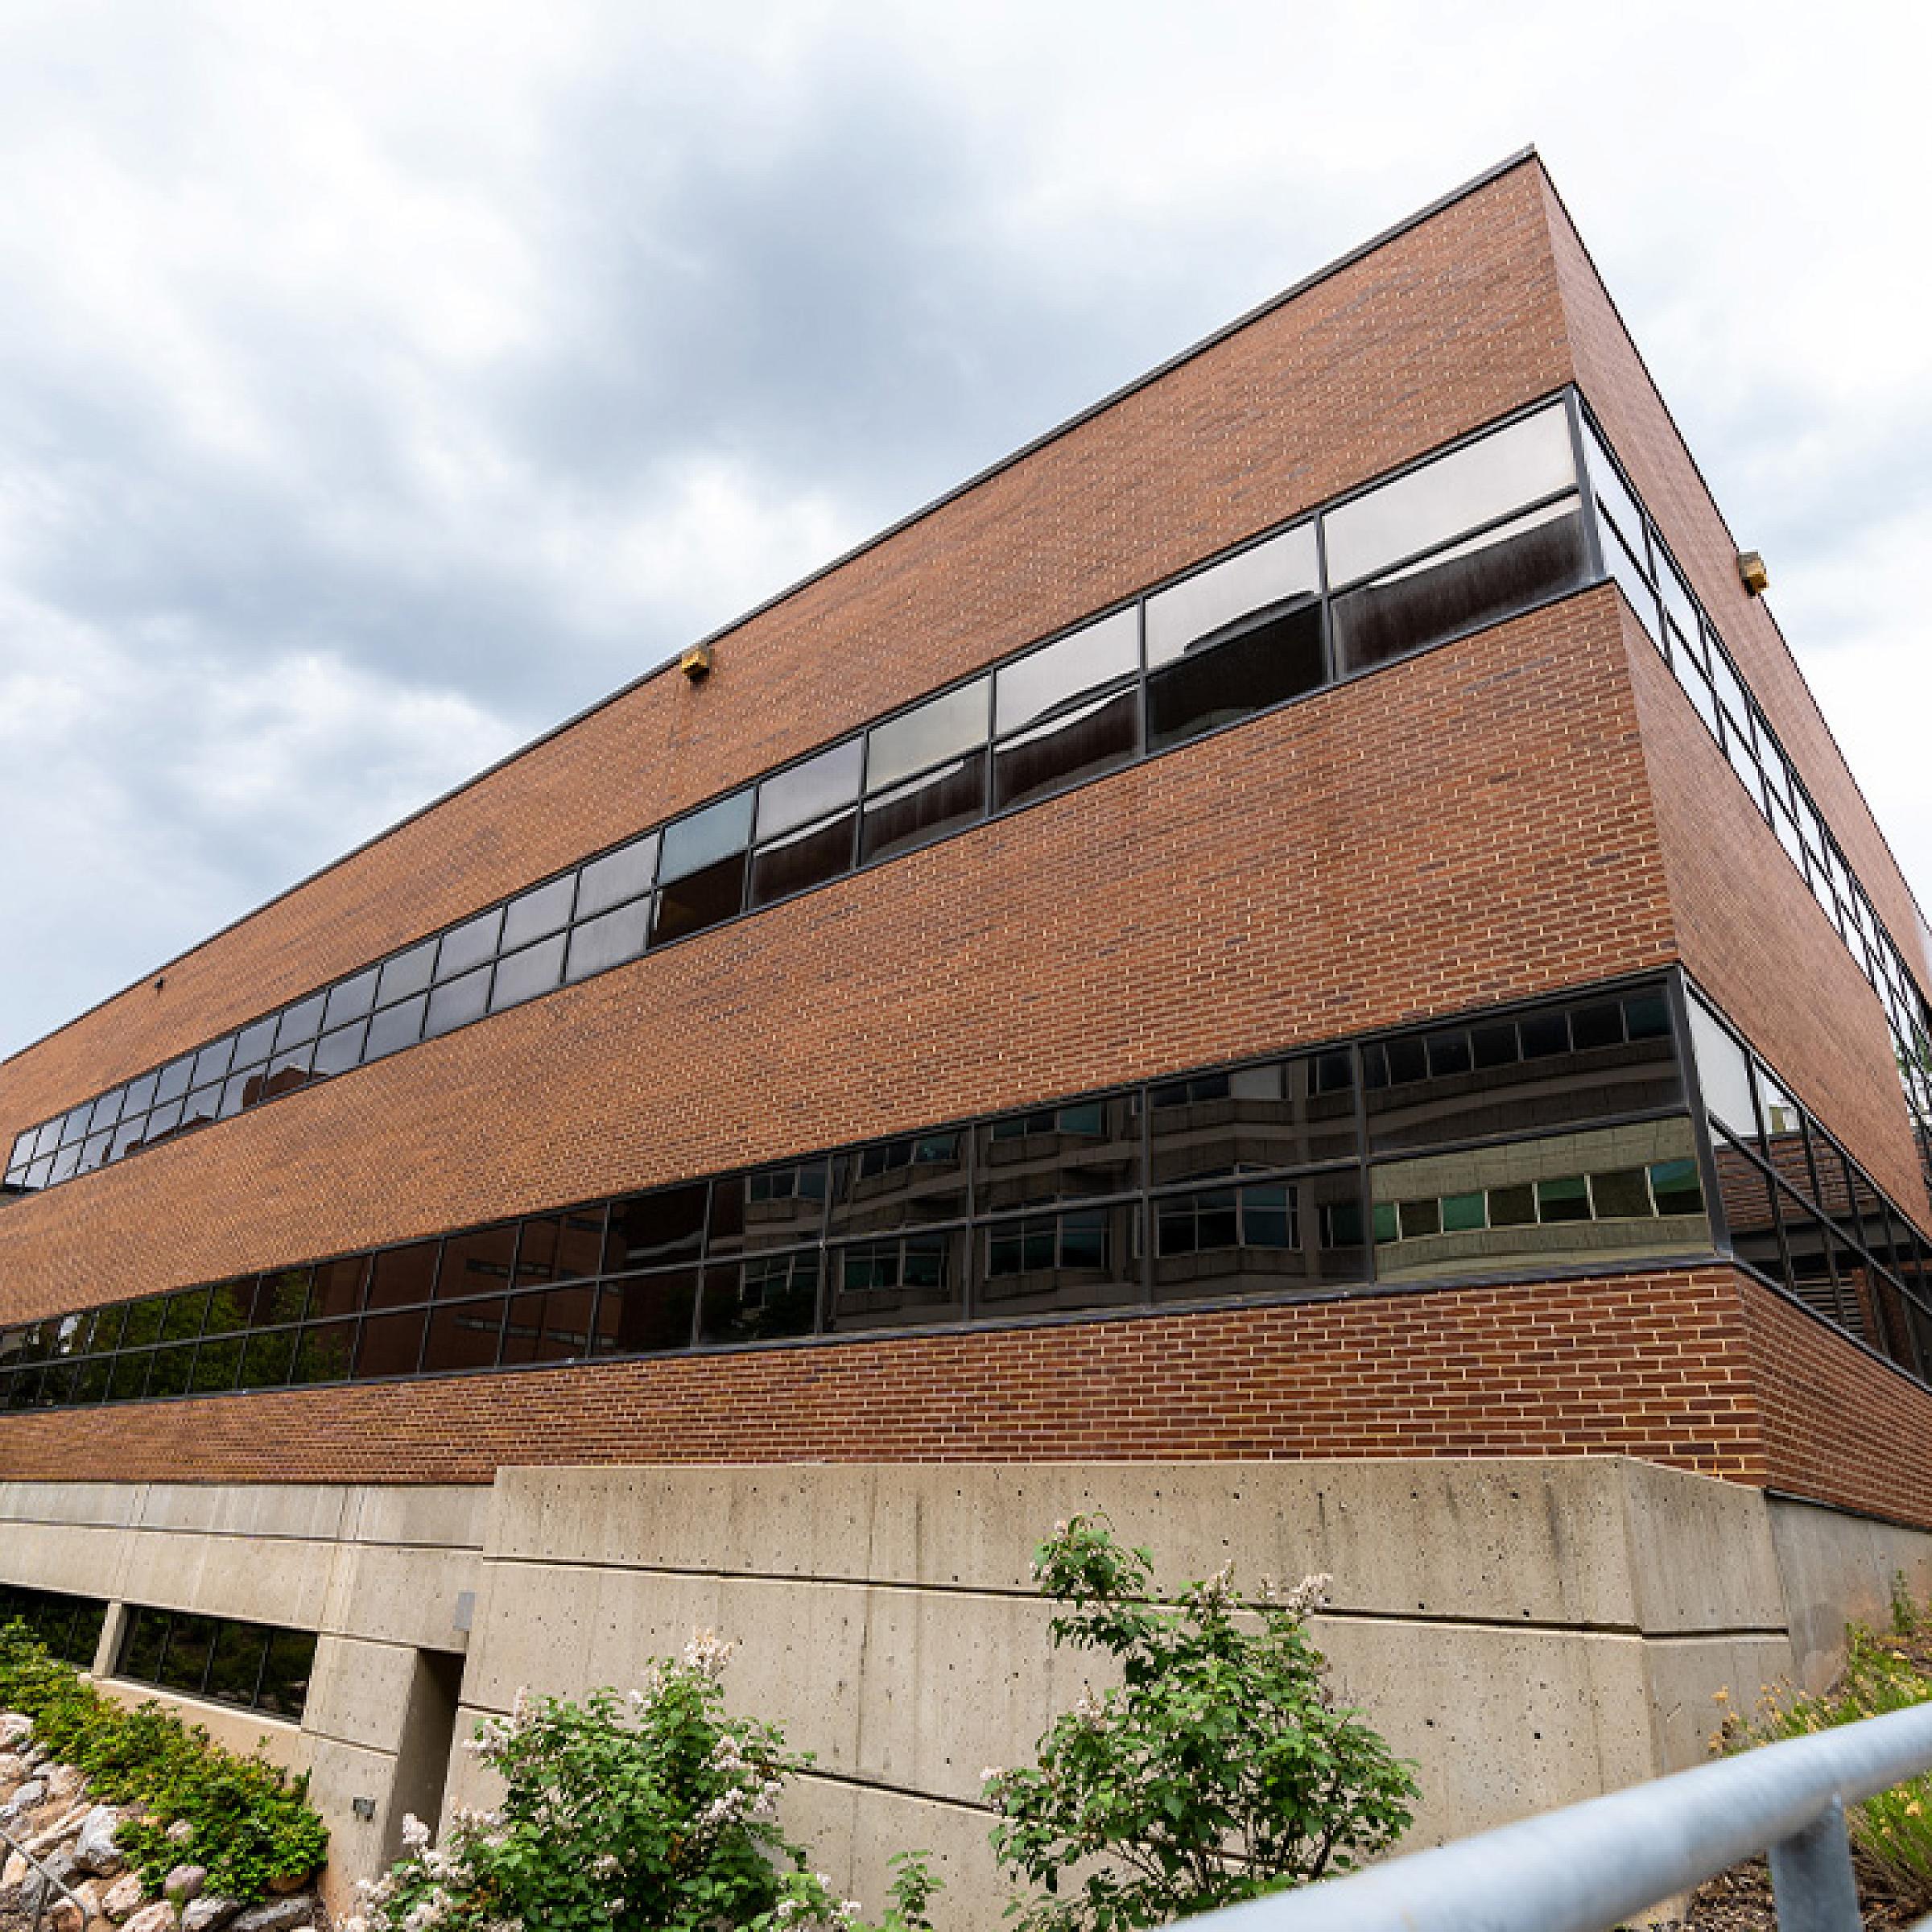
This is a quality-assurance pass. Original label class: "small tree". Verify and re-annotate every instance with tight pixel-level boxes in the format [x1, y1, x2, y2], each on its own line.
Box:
[349, 1632, 936, 1932]
[983, 1515, 1417, 1931]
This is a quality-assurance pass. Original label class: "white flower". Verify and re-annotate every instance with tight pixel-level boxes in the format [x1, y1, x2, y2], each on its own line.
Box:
[401, 1812, 431, 1853]
[683, 1628, 736, 1678]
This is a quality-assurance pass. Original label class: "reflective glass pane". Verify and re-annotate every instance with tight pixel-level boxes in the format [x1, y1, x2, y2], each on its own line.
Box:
[860, 754, 986, 865]
[89, 1088, 126, 1133]
[439, 1223, 519, 1298]
[365, 993, 427, 1060]
[995, 609, 1138, 736]
[749, 811, 857, 908]
[365, 1241, 440, 1311]
[158, 1613, 216, 1695]
[1331, 499, 1589, 677]
[1583, 423, 1645, 563]
[425, 966, 491, 1038]
[1146, 522, 1319, 670]
[237, 1327, 299, 1391]
[605, 1187, 707, 1272]
[825, 1229, 966, 1331]
[993, 685, 1138, 812]
[436, 909, 503, 983]
[275, 993, 328, 1050]
[700, 1253, 819, 1345]
[1323, 405, 1576, 587]
[489, 935, 565, 1013]
[502, 875, 577, 953]
[206, 1621, 266, 1707]
[233, 1018, 279, 1070]
[706, 1159, 829, 1257]
[155, 1056, 195, 1104]
[830, 1130, 969, 1236]
[1154, 1172, 1367, 1302]
[314, 1019, 368, 1076]
[976, 1096, 1141, 1215]
[193, 1036, 237, 1088]
[261, 1044, 314, 1100]
[650, 853, 747, 945]
[377, 940, 438, 1009]
[1686, 997, 1757, 1137]
[659, 790, 754, 882]
[980, 1203, 1142, 1316]
[565, 901, 652, 982]
[258, 1630, 317, 1719]
[423, 1296, 506, 1374]
[865, 679, 989, 791]
[757, 739, 865, 840]
[592, 1270, 699, 1356]
[576, 833, 659, 919]
[308, 1256, 369, 1320]
[354, 1308, 426, 1379]
[1147, 601, 1325, 753]
[515, 1209, 607, 1286]
[1150, 1055, 1356, 1184]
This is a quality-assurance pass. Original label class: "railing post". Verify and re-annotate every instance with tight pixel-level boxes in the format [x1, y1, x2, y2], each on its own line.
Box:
[1767, 1795, 1861, 1932]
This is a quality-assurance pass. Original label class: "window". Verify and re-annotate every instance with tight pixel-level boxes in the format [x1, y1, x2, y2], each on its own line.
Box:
[116, 1608, 316, 1719]
[980, 1205, 1139, 1315]
[830, 1131, 969, 1235]
[992, 611, 1140, 810]
[566, 901, 652, 982]
[653, 791, 753, 944]
[1150, 1054, 1354, 1184]
[436, 909, 503, 983]
[976, 1095, 1141, 1215]
[502, 875, 576, 952]
[861, 681, 990, 865]
[826, 1229, 965, 1330]
[576, 833, 659, 919]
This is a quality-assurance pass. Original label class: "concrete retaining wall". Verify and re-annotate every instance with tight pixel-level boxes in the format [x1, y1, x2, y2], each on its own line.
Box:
[2, 1460, 1927, 1924]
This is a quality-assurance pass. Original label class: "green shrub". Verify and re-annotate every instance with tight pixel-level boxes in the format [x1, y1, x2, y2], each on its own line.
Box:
[983, 1516, 1417, 1932]
[0, 1619, 328, 1902]
[1714, 1574, 1932, 1911]
[351, 1632, 936, 1932]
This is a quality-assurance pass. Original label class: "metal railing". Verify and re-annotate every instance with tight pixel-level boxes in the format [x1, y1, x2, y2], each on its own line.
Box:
[1179, 1699, 1932, 1932]
[0, 1814, 89, 1932]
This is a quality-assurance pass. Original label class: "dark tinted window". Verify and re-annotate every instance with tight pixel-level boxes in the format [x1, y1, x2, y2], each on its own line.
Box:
[706, 1159, 829, 1256]
[356, 1308, 427, 1379]
[861, 755, 986, 865]
[650, 855, 747, 946]
[1152, 1174, 1365, 1302]
[980, 1204, 1141, 1316]
[1148, 601, 1324, 753]
[993, 684, 1139, 812]
[749, 811, 857, 908]
[439, 1223, 518, 1298]
[605, 1187, 708, 1271]
[593, 1270, 699, 1356]
[830, 1131, 969, 1235]
[423, 1296, 506, 1374]
[1150, 1055, 1355, 1184]
[700, 1254, 819, 1345]
[825, 1229, 966, 1331]
[365, 1241, 440, 1310]
[308, 1256, 369, 1319]
[976, 1097, 1141, 1215]
[515, 1210, 607, 1286]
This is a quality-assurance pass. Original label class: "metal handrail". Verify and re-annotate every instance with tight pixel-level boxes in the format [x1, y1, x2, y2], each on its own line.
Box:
[0, 1811, 90, 1932]
[1179, 1699, 1932, 1932]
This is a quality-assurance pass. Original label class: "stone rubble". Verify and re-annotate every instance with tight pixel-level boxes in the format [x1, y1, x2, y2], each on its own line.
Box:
[0, 1713, 326, 1931]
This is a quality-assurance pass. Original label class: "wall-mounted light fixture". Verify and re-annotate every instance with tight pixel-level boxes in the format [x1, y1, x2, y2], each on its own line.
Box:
[352, 1797, 377, 1822]
[680, 643, 713, 682]
[1737, 551, 1769, 596]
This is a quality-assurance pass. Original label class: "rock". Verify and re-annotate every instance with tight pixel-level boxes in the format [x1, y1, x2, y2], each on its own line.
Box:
[123, 1905, 181, 1932]
[0, 1749, 29, 1787]
[183, 1900, 242, 1932]
[166, 1819, 196, 1847]
[2, 1776, 48, 1817]
[75, 1802, 129, 1877]
[230, 1899, 316, 1932]
[43, 1762, 86, 1804]
[103, 1871, 150, 1921]
[163, 1864, 208, 1905]
[20, 1742, 49, 1768]
[1, 1850, 26, 1888]
[48, 1898, 85, 1932]
[0, 1712, 32, 1746]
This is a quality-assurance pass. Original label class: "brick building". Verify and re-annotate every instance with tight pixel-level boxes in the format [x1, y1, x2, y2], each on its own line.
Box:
[2, 151, 1930, 1918]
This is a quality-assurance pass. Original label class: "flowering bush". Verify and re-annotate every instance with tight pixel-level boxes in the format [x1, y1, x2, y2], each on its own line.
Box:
[348, 1632, 937, 1932]
[983, 1515, 1417, 1931]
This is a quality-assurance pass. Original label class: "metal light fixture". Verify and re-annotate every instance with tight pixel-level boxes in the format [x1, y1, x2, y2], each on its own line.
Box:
[1737, 551, 1769, 596]
[680, 643, 714, 682]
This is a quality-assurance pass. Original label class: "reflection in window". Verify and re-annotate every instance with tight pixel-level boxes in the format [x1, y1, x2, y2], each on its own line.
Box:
[865, 680, 989, 792]
[1148, 601, 1325, 753]
[831, 1132, 969, 1235]
[700, 1251, 820, 1344]
[976, 1096, 1141, 1215]
[1151, 1055, 1355, 1184]
[1371, 1120, 1709, 1282]
[860, 755, 986, 865]
[1153, 1175, 1366, 1302]
[826, 1229, 965, 1330]
[980, 1204, 1140, 1315]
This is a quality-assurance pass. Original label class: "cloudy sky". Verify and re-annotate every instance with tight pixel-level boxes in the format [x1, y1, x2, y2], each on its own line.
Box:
[2, 0, 1928, 1059]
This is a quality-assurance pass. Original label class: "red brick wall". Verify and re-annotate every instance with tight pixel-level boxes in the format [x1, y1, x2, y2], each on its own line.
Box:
[1537, 171, 1928, 967]
[0, 157, 1577, 1141]
[0, 1266, 1770, 1493]
[1620, 603, 1930, 1218]
[0, 592, 1674, 1323]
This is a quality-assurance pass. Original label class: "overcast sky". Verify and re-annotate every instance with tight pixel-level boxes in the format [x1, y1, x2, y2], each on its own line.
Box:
[2, 0, 1928, 1059]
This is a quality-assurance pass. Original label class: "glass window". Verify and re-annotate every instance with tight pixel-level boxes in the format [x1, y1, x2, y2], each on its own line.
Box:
[659, 790, 754, 883]
[502, 875, 577, 954]
[159, 1286, 212, 1343]
[825, 1229, 966, 1331]
[1150, 1055, 1356, 1184]
[830, 1130, 969, 1236]
[749, 810, 858, 908]
[425, 966, 491, 1038]
[423, 1296, 507, 1375]
[995, 610, 1138, 737]
[238, 1327, 299, 1391]
[118, 1608, 171, 1685]
[1323, 404, 1576, 588]
[860, 754, 987, 865]
[1146, 522, 1319, 669]
[249, 1269, 312, 1327]
[308, 1256, 369, 1320]
[976, 1096, 1141, 1215]
[365, 1241, 440, 1311]
[155, 1055, 195, 1105]
[514, 1209, 607, 1286]
[275, 993, 328, 1051]
[205, 1621, 268, 1707]
[1331, 498, 1589, 678]
[1686, 996, 1757, 1138]
[576, 833, 660, 919]
[316, 969, 376, 1033]
[233, 1018, 281, 1071]
[605, 1187, 707, 1272]
[757, 739, 865, 841]
[314, 1020, 368, 1076]
[439, 1223, 519, 1298]
[355, 1308, 427, 1379]
[490, 935, 566, 1013]
[121, 1071, 159, 1117]
[700, 1253, 820, 1345]
[1147, 601, 1325, 754]
[865, 679, 990, 792]
[566, 901, 652, 982]
[592, 1270, 700, 1356]
[258, 1629, 317, 1719]
[376, 940, 438, 1009]
[1583, 423, 1645, 564]
[706, 1159, 829, 1257]
[1154, 1172, 1366, 1302]
[993, 683, 1139, 813]
[980, 1204, 1141, 1316]
[1372, 1119, 1710, 1282]
[436, 908, 503, 983]
[365, 993, 427, 1060]
[1365, 993, 1680, 1154]
[192, 1035, 237, 1088]
[650, 854, 748, 946]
